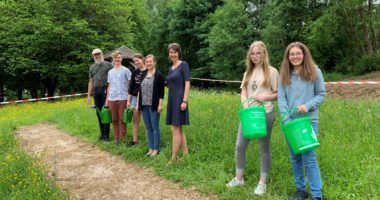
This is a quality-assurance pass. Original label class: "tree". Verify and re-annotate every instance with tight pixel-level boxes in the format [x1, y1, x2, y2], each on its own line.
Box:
[0, 0, 50, 99]
[144, 0, 223, 75]
[202, 0, 255, 79]
[261, 0, 328, 67]
[0, 0, 144, 100]
[307, 0, 380, 74]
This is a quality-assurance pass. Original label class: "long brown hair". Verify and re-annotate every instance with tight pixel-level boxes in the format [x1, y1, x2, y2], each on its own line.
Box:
[280, 42, 317, 85]
[242, 41, 272, 89]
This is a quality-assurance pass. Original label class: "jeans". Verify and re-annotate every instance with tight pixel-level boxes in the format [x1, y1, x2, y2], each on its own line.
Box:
[141, 106, 160, 150]
[93, 88, 110, 139]
[289, 122, 322, 198]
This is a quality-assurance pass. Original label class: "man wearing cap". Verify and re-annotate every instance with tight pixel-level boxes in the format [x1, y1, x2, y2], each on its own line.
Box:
[87, 48, 113, 141]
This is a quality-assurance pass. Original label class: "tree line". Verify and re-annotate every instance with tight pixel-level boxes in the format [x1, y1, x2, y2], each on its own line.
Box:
[0, 0, 379, 101]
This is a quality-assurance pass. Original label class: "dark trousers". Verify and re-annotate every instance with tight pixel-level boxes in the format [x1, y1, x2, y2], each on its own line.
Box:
[93, 88, 110, 139]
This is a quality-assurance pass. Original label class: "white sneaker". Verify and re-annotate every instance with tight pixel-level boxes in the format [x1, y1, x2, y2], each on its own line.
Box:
[254, 182, 266, 195]
[226, 177, 245, 187]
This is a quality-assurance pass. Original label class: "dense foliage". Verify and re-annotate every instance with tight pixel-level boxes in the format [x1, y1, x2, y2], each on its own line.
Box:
[1, 0, 379, 101]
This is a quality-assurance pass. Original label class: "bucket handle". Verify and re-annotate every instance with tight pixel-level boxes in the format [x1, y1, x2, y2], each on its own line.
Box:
[280, 107, 299, 127]
[280, 107, 310, 127]
[240, 97, 264, 109]
[95, 105, 108, 115]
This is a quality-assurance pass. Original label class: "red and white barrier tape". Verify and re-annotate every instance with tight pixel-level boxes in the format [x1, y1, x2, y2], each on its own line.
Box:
[0, 93, 88, 105]
[191, 77, 380, 85]
[191, 77, 242, 83]
[325, 81, 380, 85]
[1, 79, 379, 105]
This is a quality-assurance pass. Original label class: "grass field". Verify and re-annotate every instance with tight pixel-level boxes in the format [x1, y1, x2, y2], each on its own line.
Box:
[0, 89, 379, 199]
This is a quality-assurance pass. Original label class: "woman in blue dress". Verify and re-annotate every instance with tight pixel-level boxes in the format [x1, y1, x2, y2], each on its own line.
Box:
[166, 43, 190, 161]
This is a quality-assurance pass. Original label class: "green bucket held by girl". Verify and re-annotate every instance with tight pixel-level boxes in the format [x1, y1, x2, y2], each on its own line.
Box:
[238, 97, 267, 139]
[281, 108, 320, 154]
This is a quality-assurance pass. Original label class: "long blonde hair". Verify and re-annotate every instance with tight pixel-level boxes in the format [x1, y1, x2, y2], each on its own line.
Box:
[242, 41, 272, 89]
[280, 42, 317, 85]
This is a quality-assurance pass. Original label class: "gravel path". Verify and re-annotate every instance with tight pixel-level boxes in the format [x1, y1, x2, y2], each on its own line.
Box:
[16, 123, 215, 200]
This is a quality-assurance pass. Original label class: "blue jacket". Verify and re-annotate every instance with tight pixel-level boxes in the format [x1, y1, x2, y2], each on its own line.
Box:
[278, 68, 326, 123]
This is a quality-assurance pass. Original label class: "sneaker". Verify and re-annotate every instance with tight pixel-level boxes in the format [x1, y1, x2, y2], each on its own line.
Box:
[226, 177, 245, 187]
[254, 182, 266, 196]
[289, 189, 309, 200]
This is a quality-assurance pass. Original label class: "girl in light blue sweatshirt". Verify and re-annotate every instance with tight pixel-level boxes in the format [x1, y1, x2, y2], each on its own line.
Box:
[278, 42, 325, 200]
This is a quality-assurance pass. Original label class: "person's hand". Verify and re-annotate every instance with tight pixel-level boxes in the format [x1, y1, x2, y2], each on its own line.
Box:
[157, 105, 163, 113]
[126, 101, 131, 108]
[87, 96, 91, 105]
[105, 100, 109, 107]
[298, 105, 308, 113]
[254, 94, 267, 103]
[181, 102, 187, 111]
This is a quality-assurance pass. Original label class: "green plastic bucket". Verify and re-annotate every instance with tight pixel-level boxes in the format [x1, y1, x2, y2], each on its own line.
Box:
[238, 97, 267, 139]
[281, 108, 320, 154]
[96, 106, 112, 124]
[123, 107, 132, 123]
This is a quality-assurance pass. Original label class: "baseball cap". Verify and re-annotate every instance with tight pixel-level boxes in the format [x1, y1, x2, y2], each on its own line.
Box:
[92, 48, 102, 55]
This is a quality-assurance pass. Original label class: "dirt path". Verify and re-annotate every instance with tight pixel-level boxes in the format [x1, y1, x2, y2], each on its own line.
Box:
[16, 123, 215, 200]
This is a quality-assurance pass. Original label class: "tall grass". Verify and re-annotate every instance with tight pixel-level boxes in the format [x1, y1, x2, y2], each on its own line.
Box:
[0, 90, 379, 199]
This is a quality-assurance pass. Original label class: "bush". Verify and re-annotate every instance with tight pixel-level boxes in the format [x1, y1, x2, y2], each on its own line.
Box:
[323, 72, 344, 81]
[352, 52, 380, 75]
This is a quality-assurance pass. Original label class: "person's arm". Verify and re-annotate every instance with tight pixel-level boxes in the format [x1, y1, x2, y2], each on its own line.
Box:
[301, 68, 326, 113]
[127, 94, 132, 108]
[181, 62, 191, 111]
[255, 92, 278, 102]
[239, 72, 250, 107]
[277, 81, 289, 116]
[128, 70, 135, 95]
[157, 73, 165, 113]
[158, 98, 163, 113]
[136, 92, 140, 111]
[127, 74, 133, 107]
[87, 78, 93, 105]
[105, 83, 110, 107]
[105, 71, 111, 107]
[241, 87, 249, 108]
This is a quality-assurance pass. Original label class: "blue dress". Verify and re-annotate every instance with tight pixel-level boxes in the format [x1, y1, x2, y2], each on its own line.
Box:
[166, 61, 190, 125]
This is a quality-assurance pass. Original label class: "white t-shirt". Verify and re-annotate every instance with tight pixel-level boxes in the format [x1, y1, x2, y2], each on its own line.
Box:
[107, 66, 132, 101]
[240, 66, 279, 113]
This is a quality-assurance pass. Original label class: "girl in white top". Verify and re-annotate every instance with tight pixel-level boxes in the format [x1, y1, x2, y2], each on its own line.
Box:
[226, 41, 279, 196]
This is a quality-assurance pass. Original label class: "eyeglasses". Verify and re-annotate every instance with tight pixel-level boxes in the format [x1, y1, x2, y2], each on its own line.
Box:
[250, 52, 263, 57]
[289, 52, 303, 57]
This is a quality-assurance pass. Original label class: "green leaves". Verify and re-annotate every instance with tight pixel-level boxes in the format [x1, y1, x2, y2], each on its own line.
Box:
[1, 0, 148, 99]
[204, 0, 254, 79]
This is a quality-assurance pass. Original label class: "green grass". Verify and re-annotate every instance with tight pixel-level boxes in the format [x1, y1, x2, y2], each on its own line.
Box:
[0, 90, 379, 199]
